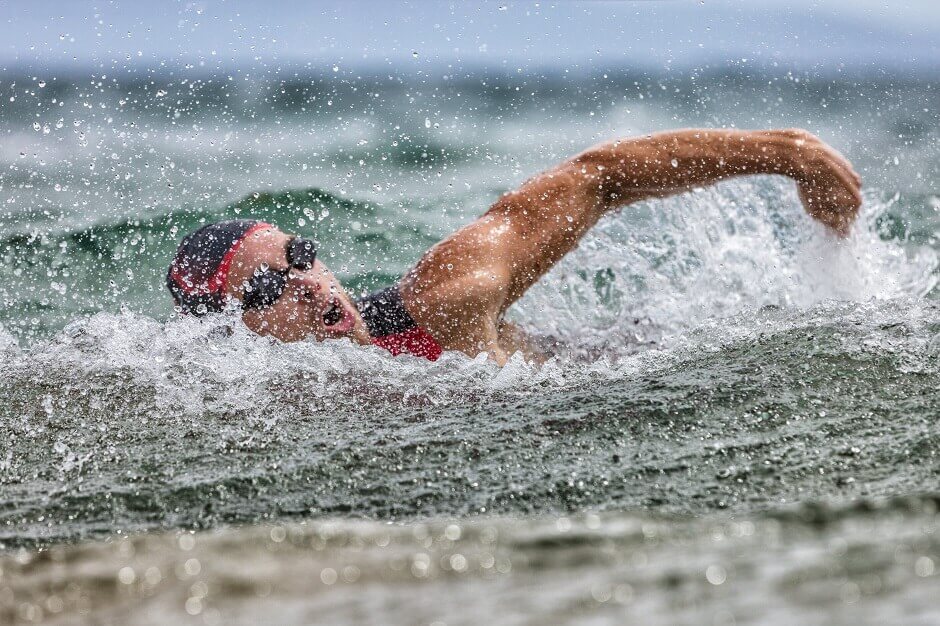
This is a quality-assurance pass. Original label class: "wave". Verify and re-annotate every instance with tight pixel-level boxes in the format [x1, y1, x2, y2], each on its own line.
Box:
[0, 186, 373, 248]
[1, 296, 937, 547]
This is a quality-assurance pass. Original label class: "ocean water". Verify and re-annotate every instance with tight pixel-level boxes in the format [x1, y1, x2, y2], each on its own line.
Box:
[1, 66, 939, 624]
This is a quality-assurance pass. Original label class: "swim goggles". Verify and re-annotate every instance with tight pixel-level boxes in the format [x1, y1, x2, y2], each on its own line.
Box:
[241, 237, 317, 310]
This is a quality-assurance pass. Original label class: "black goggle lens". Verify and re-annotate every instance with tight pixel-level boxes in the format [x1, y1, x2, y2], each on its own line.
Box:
[286, 237, 316, 270]
[242, 268, 288, 310]
[241, 237, 317, 310]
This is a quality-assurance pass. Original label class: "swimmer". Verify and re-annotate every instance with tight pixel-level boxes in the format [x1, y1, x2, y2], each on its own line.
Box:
[167, 128, 861, 364]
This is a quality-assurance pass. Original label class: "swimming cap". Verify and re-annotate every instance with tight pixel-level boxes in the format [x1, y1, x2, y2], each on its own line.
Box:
[166, 219, 271, 315]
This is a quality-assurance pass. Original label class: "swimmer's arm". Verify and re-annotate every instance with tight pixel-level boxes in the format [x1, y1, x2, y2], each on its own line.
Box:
[476, 129, 857, 307]
[402, 129, 862, 362]
[575, 128, 863, 234]
[482, 128, 862, 302]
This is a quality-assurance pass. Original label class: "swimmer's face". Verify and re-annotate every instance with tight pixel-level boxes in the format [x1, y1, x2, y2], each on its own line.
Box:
[225, 226, 371, 345]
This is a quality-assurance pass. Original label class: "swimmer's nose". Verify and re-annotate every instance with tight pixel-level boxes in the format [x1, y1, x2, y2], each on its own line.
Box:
[286, 271, 323, 302]
[294, 269, 337, 303]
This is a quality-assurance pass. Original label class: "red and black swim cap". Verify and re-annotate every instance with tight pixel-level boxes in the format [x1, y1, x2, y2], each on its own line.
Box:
[166, 219, 271, 315]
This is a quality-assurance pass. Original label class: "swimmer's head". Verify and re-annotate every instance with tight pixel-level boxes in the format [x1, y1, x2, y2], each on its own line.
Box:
[167, 219, 370, 344]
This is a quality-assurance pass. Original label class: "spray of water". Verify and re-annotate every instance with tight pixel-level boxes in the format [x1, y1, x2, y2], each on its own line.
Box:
[514, 177, 938, 354]
[2, 179, 936, 422]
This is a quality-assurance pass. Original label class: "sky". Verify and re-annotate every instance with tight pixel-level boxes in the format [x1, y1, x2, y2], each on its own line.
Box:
[1, 0, 938, 73]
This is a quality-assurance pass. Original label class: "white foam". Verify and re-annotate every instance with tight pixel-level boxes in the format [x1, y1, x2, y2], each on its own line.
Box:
[0, 323, 19, 355]
[512, 177, 939, 353]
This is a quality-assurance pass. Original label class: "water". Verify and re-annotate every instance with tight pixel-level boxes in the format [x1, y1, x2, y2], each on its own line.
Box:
[6, 500, 940, 625]
[1, 66, 939, 624]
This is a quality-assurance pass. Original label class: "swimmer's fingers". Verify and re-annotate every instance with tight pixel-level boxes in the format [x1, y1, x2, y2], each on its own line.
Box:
[778, 130, 862, 237]
[797, 185, 858, 237]
[796, 167, 861, 238]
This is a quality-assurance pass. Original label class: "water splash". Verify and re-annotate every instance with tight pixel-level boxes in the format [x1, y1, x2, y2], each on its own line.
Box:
[513, 177, 939, 354]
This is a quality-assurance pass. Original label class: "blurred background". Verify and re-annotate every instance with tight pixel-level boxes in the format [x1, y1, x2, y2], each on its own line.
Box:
[3, 0, 938, 69]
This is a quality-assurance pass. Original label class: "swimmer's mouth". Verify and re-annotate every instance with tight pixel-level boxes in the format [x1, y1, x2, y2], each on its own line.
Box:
[321, 298, 355, 335]
[323, 301, 343, 326]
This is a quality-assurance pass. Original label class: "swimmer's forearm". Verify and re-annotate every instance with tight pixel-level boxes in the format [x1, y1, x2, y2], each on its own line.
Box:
[577, 128, 803, 207]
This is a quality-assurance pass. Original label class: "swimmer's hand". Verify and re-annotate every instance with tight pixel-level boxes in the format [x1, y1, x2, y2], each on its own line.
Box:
[779, 129, 863, 237]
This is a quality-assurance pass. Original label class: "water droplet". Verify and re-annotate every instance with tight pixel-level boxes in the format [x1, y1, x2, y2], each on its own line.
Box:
[916, 556, 935, 577]
[117, 567, 136, 585]
[705, 564, 727, 585]
[320, 568, 338, 585]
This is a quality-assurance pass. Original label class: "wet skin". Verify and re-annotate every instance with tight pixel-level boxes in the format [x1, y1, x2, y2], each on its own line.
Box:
[223, 128, 862, 364]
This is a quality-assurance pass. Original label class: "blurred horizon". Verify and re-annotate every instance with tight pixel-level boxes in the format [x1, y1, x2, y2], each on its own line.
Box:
[1, 0, 938, 75]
